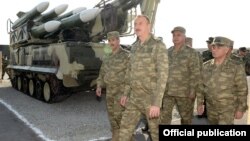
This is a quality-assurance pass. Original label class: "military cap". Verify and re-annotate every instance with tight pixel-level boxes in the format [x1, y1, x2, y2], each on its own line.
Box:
[206, 37, 214, 44]
[239, 47, 247, 52]
[107, 31, 120, 40]
[171, 26, 186, 34]
[211, 36, 234, 48]
[230, 41, 234, 48]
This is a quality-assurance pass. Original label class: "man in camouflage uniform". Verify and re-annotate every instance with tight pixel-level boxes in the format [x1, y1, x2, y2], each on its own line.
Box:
[238, 47, 248, 58]
[184, 37, 204, 118]
[197, 36, 248, 124]
[224, 41, 243, 64]
[1, 55, 9, 80]
[185, 37, 192, 48]
[96, 31, 129, 141]
[160, 26, 201, 125]
[119, 15, 169, 141]
[198, 37, 215, 118]
[229, 49, 243, 63]
[202, 37, 214, 62]
[237, 47, 250, 75]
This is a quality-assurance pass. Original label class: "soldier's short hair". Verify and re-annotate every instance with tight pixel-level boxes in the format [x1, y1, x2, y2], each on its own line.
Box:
[135, 15, 151, 24]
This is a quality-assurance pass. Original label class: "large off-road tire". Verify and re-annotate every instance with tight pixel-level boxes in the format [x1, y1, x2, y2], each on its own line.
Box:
[50, 77, 62, 95]
[22, 77, 29, 94]
[35, 80, 43, 100]
[17, 76, 22, 91]
[28, 79, 35, 97]
[44, 76, 67, 103]
[43, 82, 54, 103]
[11, 76, 17, 89]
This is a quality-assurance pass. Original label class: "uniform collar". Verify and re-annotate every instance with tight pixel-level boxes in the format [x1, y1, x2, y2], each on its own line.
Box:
[210, 56, 230, 68]
[170, 44, 188, 52]
[137, 34, 153, 46]
[177, 44, 188, 51]
[111, 46, 122, 55]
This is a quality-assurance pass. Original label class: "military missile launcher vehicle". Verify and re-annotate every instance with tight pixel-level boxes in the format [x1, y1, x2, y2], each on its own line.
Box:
[6, 0, 160, 103]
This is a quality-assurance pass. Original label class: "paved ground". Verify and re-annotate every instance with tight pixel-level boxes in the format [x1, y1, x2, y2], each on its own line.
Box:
[0, 102, 44, 141]
[0, 80, 111, 141]
[0, 99, 209, 141]
[0, 76, 249, 141]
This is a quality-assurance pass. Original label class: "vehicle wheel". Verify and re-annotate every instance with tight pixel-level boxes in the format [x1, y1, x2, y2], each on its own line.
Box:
[50, 77, 62, 95]
[23, 77, 28, 94]
[29, 79, 35, 97]
[35, 80, 43, 100]
[43, 82, 53, 103]
[11, 76, 17, 89]
[17, 76, 22, 91]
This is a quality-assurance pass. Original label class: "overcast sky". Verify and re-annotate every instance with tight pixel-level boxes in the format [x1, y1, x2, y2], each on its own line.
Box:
[1, 0, 250, 49]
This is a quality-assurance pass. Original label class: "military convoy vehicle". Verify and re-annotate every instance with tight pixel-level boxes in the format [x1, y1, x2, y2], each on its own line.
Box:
[6, 0, 160, 103]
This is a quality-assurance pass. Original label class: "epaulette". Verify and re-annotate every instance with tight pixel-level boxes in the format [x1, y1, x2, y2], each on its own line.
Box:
[184, 45, 196, 52]
[229, 58, 243, 65]
[152, 36, 163, 43]
[120, 44, 131, 52]
[203, 59, 213, 65]
[120, 47, 130, 54]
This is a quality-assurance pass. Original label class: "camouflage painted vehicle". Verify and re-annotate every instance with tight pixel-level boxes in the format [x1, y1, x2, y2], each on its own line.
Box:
[6, 0, 160, 103]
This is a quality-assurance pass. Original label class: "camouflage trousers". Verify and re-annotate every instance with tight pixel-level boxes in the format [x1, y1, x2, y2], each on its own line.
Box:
[119, 90, 160, 141]
[206, 98, 235, 124]
[1, 66, 6, 79]
[1, 67, 10, 79]
[106, 85, 125, 131]
[160, 95, 194, 125]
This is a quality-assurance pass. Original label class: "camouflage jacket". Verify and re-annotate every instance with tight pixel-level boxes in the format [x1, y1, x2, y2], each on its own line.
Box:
[230, 54, 244, 64]
[242, 53, 250, 64]
[197, 51, 203, 71]
[202, 50, 213, 62]
[197, 58, 248, 112]
[123, 34, 169, 107]
[166, 45, 201, 97]
[2, 57, 8, 67]
[96, 47, 129, 88]
[244, 53, 250, 75]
